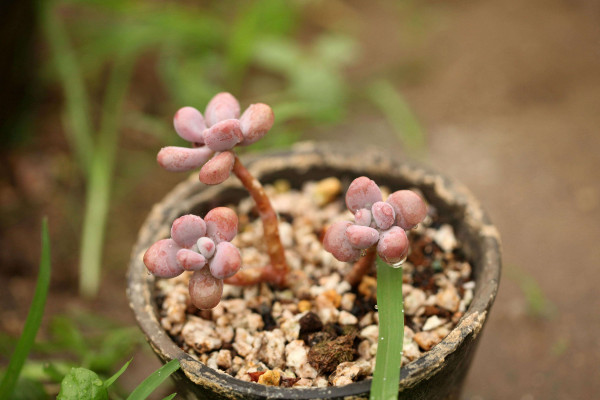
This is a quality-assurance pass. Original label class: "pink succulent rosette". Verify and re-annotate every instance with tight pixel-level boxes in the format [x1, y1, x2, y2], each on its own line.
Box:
[156, 92, 274, 185]
[323, 177, 428, 265]
[143, 207, 242, 309]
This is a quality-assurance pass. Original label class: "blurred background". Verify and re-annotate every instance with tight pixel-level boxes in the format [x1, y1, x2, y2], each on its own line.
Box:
[1, 0, 599, 398]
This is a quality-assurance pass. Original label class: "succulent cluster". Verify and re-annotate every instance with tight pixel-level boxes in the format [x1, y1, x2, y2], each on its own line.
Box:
[143, 207, 241, 309]
[157, 92, 274, 185]
[323, 177, 427, 265]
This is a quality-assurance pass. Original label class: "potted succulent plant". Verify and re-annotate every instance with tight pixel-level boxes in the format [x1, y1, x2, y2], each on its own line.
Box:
[127, 93, 501, 399]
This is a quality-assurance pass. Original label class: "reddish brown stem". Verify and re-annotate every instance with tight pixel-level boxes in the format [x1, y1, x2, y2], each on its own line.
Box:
[345, 245, 376, 286]
[232, 155, 289, 286]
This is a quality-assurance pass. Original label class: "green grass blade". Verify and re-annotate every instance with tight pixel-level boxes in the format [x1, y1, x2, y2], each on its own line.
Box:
[160, 394, 177, 400]
[126, 359, 180, 400]
[104, 358, 132, 388]
[41, 2, 94, 173]
[367, 79, 427, 159]
[0, 219, 51, 399]
[79, 50, 135, 298]
[370, 257, 404, 400]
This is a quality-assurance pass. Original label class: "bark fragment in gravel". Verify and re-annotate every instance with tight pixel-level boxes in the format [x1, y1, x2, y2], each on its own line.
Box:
[308, 331, 356, 374]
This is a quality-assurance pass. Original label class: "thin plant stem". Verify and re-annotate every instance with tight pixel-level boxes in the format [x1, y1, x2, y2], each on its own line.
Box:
[370, 256, 404, 400]
[228, 154, 288, 286]
[346, 245, 376, 286]
[0, 219, 51, 399]
[79, 52, 134, 298]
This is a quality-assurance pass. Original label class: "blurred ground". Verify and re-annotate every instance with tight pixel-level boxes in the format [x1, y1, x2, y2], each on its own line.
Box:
[1, 0, 599, 399]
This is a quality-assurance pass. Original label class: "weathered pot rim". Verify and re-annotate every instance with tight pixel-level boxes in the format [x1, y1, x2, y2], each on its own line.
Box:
[127, 143, 502, 399]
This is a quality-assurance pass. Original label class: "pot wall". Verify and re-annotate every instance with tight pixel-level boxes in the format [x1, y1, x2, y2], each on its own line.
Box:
[127, 144, 501, 399]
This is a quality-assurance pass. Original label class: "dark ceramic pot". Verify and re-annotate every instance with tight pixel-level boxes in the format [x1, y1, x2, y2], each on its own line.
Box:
[127, 144, 501, 400]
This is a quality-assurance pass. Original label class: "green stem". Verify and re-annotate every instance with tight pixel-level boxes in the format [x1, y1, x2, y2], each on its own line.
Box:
[370, 256, 404, 400]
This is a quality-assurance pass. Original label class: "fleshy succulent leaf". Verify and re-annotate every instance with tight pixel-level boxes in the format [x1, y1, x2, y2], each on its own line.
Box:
[386, 190, 427, 230]
[196, 237, 216, 260]
[345, 177, 383, 213]
[354, 208, 372, 227]
[376, 226, 409, 264]
[171, 215, 207, 248]
[346, 225, 380, 249]
[203, 119, 243, 151]
[371, 201, 396, 230]
[209, 242, 242, 279]
[198, 151, 235, 185]
[173, 106, 206, 143]
[189, 268, 223, 310]
[204, 92, 240, 127]
[323, 221, 361, 262]
[176, 249, 207, 271]
[157, 146, 213, 172]
[204, 207, 238, 244]
[143, 239, 184, 278]
[239, 103, 274, 145]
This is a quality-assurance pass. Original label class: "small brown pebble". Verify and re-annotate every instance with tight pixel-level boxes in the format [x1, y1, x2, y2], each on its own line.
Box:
[414, 331, 443, 351]
[298, 300, 312, 312]
[358, 276, 377, 300]
[451, 311, 464, 324]
[299, 312, 323, 335]
[424, 305, 451, 319]
[313, 177, 342, 206]
[248, 371, 266, 382]
[258, 370, 281, 386]
[322, 289, 342, 308]
[274, 179, 291, 193]
[280, 376, 301, 387]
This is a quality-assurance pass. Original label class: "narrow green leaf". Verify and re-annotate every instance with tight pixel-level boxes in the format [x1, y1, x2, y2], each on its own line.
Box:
[160, 394, 177, 400]
[103, 358, 132, 389]
[367, 79, 427, 159]
[370, 257, 404, 400]
[79, 49, 135, 298]
[127, 359, 180, 400]
[0, 219, 51, 400]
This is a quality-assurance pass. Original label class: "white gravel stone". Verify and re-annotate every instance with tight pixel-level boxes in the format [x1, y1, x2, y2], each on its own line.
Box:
[216, 349, 232, 370]
[359, 312, 374, 327]
[436, 285, 460, 312]
[233, 328, 257, 358]
[285, 340, 317, 379]
[280, 315, 301, 342]
[423, 315, 447, 331]
[314, 376, 329, 387]
[181, 316, 222, 352]
[338, 310, 358, 325]
[433, 224, 458, 252]
[341, 292, 356, 311]
[360, 325, 379, 343]
[404, 288, 426, 316]
[258, 329, 286, 369]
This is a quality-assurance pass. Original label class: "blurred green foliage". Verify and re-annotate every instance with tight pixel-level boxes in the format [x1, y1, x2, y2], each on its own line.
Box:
[0, 310, 144, 398]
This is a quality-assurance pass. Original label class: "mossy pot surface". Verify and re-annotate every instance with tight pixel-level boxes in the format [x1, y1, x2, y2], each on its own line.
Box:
[127, 144, 501, 400]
